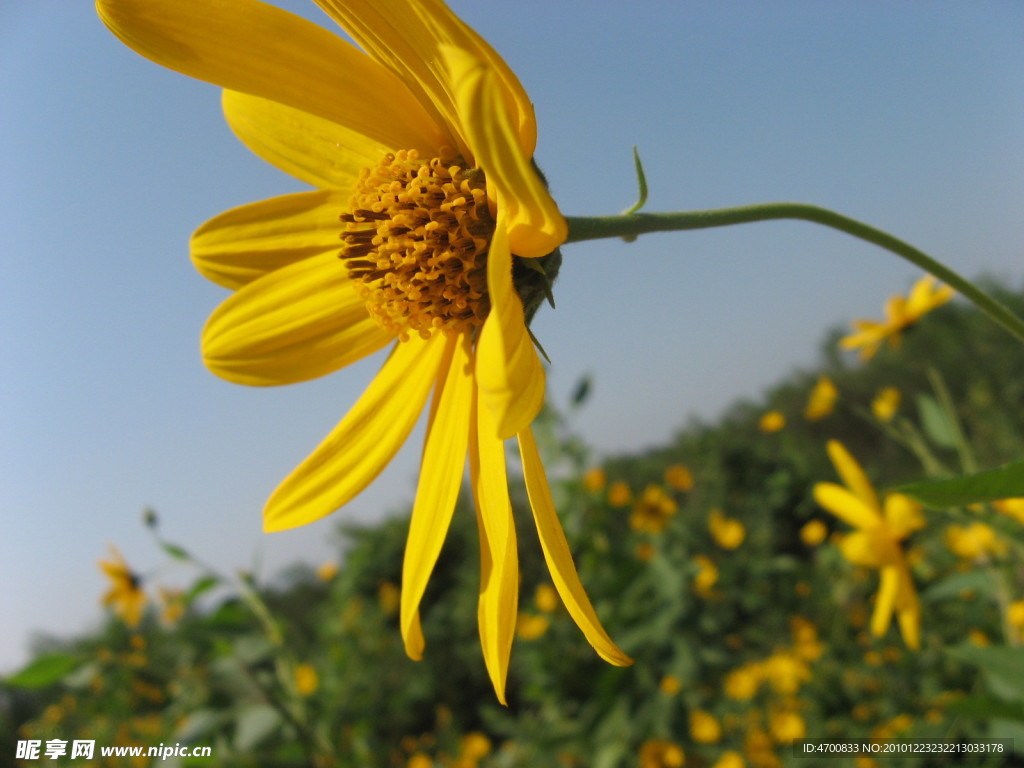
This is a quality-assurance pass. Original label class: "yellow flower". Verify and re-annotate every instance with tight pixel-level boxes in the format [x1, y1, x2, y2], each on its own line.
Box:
[458, 732, 492, 762]
[945, 522, 1007, 560]
[156, 586, 186, 626]
[630, 484, 679, 534]
[690, 709, 722, 744]
[768, 710, 806, 743]
[724, 663, 762, 700]
[659, 674, 683, 695]
[664, 464, 694, 492]
[994, 497, 1024, 525]
[1008, 600, 1024, 629]
[759, 411, 786, 433]
[294, 663, 319, 696]
[693, 555, 719, 597]
[712, 752, 745, 768]
[98, 546, 146, 628]
[582, 467, 607, 493]
[761, 651, 811, 695]
[639, 740, 685, 768]
[871, 387, 901, 422]
[608, 481, 633, 508]
[97, 0, 629, 703]
[804, 376, 838, 421]
[814, 440, 924, 649]
[316, 561, 339, 581]
[708, 508, 745, 549]
[534, 583, 559, 613]
[515, 612, 549, 640]
[378, 580, 401, 615]
[799, 519, 828, 547]
[407, 754, 433, 768]
[840, 275, 954, 359]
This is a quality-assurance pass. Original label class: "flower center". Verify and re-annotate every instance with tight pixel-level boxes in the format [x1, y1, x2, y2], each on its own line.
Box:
[340, 149, 494, 340]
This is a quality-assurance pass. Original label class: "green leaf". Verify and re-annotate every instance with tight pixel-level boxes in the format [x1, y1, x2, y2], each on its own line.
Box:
[894, 459, 1024, 508]
[921, 569, 994, 603]
[946, 695, 1024, 721]
[185, 575, 219, 605]
[5, 653, 81, 688]
[162, 541, 191, 560]
[234, 703, 283, 751]
[917, 393, 958, 449]
[947, 645, 1024, 702]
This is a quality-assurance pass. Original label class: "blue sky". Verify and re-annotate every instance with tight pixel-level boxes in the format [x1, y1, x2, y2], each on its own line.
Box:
[3, 0, 1023, 671]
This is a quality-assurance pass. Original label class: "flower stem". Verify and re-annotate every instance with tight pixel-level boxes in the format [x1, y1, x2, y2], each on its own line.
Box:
[565, 203, 1024, 345]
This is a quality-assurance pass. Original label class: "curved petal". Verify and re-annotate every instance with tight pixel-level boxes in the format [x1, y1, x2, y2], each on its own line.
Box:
[202, 251, 392, 386]
[812, 483, 881, 531]
[895, 566, 921, 650]
[312, 0, 537, 156]
[469, 372, 518, 704]
[519, 427, 632, 667]
[96, 0, 443, 152]
[870, 565, 900, 639]
[191, 190, 350, 290]
[222, 90, 389, 190]
[838, 530, 886, 568]
[476, 218, 545, 439]
[445, 46, 566, 258]
[264, 334, 445, 532]
[401, 333, 474, 661]
[825, 440, 880, 513]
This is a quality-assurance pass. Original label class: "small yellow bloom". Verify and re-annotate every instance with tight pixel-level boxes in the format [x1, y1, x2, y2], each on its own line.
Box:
[693, 555, 719, 597]
[759, 411, 786, 433]
[841, 275, 954, 359]
[724, 663, 762, 700]
[800, 519, 828, 547]
[708, 508, 745, 549]
[635, 541, 655, 562]
[97, 0, 627, 704]
[98, 546, 146, 628]
[761, 651, 810, 695]
[458, 732, 492, 762]
[608, 481, 633, 508]
[407, 754, 433, 768]
[664, 464, 694, 492]
[994, 497, 1024, 525]
[769, 710, 806, 742]
[944, 522, 1007, 560]
[659, 674, 682, 695]
[515, 612, 549, 640]
[294, 663, 319, 696]
[712, 751, 745, 768]
[790, 616, 825, 661]
[378, 580, 401, 615]
[804, 376, 838, 421]
[630, 485, 679, 534]
[871, 387, 901, 422]
[534, 583, 559, 613]
[156, 586, 185, 626]
[1007, 600, 1024, 628]
[316, 561, 339, 581]
[968, 629, 990, 646]
[582, 467, 607, 492]
[690, 709, 722, 743]
[814, 440, 924, 649]
[639, 739, 685, 768]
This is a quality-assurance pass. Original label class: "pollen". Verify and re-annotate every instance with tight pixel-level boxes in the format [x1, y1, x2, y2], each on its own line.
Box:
[340, 149, 495, 340]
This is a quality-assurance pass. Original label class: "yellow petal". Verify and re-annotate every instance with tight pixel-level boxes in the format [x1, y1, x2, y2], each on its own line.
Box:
[825, 440, 880, 513]
[95, 0, 442, 152]
[222, 90, 389, 190]
[870, 566, 900, 638]
[895, 566, 921, 650]
[444, 46, 566, 258]
[263, 334, 444, 532]
[518, 427, 632, 667]
[191, 190, 350, 290]
[469, 373, 518, 705]
[883, 494, 925, 539]
[312, 0, 538, 157]
[201, 251, 391, 386]
[401, 334, 474, 661]
[838, 530, 886, 568]
[476, 219, 545, 439]
[813, 483, 882, 531]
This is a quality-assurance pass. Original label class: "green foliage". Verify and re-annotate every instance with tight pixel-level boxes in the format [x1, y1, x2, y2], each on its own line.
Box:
[8, 282, 1024, 767]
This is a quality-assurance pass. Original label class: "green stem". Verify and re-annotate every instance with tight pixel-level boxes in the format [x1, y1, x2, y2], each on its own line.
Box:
[565, 204, 1024, 345]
